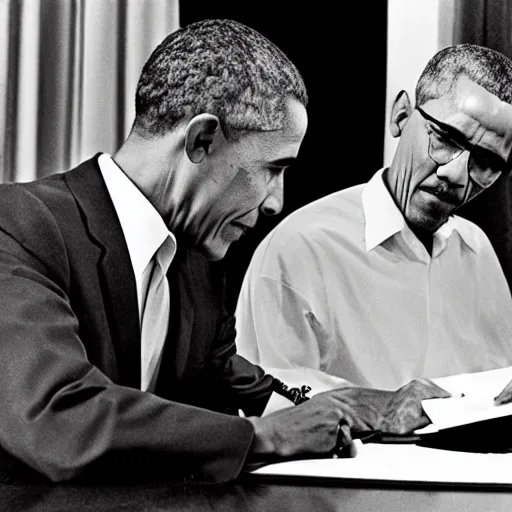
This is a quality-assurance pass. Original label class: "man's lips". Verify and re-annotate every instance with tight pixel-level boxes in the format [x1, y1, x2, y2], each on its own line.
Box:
[417, 186, 462, 206]
[230, 221, 255, 232]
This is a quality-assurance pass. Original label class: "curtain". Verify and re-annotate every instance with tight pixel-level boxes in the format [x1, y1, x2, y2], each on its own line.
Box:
[453, 0, 512, 289]
[0, 0, 180, 183]
[453, 0, 512, 58]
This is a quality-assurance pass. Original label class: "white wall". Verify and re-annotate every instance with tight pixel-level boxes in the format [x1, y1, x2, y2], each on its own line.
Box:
[384, 0, 455, 166]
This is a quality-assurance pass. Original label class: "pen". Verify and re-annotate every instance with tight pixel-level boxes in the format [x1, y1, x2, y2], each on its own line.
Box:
[354, 430, 420, 444]
[377, 434, 420, 444]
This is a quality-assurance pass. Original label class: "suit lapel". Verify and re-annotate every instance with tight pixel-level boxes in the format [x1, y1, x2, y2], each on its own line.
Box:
[65, 155, 141, 389]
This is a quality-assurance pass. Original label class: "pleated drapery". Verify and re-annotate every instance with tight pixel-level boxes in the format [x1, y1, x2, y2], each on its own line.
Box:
[0, 0, 179, 182]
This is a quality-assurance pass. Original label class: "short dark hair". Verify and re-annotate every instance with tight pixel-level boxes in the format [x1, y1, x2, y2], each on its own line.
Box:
[416, 44, 512, 107]
[133, 19, 308, 139]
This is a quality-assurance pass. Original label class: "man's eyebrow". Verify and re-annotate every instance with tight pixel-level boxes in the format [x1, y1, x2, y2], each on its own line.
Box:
[439, 122, 509, 167]
[419, 106, 509, 166]
[267, 157, 297, 167]
[419, 107, 471, 146]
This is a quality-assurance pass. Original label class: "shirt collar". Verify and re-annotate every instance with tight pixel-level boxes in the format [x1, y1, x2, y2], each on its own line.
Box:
[98, 153, 176, 278]
[437, 215, 477, 253]
[361, 169, 476, 253]
[362, 169, 405, 251]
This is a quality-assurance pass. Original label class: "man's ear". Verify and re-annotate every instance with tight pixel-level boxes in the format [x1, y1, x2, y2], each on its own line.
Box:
[389, 90, 413, 138]
[185, 114, 223, 164]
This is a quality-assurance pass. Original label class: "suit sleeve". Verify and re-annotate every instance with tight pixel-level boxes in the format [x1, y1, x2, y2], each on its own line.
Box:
[0, 196, 255, 483]
[204, 263, 275, 417]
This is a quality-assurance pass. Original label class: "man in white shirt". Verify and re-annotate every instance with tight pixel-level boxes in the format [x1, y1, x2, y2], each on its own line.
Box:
[236, 44, 512, 429]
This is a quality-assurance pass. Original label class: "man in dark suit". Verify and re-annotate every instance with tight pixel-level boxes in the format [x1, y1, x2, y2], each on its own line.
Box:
[0, 18, 359, 484]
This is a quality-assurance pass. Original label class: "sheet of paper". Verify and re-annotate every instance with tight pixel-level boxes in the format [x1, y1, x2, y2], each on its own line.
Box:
[252, 443, 512, 486]
[421, 366, 512, 431]
[431, 366, 512, 397]
[253, 367, 512, 485]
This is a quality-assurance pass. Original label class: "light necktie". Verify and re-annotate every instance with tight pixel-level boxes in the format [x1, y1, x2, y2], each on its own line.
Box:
[140, 236, 174, 392]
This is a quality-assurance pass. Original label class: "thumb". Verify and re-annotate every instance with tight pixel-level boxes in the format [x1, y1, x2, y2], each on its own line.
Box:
[420, 378, 452, 399]
[495, 380, 512, 405]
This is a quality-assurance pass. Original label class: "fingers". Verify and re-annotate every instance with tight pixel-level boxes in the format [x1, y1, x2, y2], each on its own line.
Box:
[335, 401, 374, 431]
[494, 380, 512, 405]
[256, 391, 367, 459]
[324, 388, 389, 431]
[343, 439, 358, 458]
[332, 420, 357, 459]
[422, 379, 452, 398]
[409, 378, 452, 399]
[380, 379, 440, 434]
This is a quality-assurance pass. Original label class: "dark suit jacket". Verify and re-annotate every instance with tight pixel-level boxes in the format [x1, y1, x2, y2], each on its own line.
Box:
[0, 155, 273, 483]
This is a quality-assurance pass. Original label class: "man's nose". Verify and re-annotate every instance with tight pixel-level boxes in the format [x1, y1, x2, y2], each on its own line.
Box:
[436, 150, 469, 186]
[260, 173, 284, 216]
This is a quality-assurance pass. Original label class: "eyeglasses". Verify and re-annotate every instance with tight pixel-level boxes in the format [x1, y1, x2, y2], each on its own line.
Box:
[416, 106, 508, 189]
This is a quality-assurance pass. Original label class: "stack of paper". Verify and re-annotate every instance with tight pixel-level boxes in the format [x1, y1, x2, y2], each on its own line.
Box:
[420, 366, 512, 432]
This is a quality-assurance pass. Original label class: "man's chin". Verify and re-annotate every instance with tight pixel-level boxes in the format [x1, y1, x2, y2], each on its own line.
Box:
[408, 199, 454, 232]
[406, 209, 450, 235]
[198, 240, 231, 262]
[198, 226, 249, 260]
[408, 216, 449, 235]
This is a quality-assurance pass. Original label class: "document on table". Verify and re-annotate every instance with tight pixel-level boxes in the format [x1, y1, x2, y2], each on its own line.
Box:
[251, 367, 512, 486]
[251, 443, 512, 486]
[420, 366, 512, 432]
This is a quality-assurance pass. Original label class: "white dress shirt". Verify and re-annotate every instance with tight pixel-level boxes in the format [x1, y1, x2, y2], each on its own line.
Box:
[98, 153, 176, 390]
[235, 169, 512, 402]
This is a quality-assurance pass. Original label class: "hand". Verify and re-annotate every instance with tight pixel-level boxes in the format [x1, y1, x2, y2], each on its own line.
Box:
[494, 379, 512, 405]
[378, 378, 452, 434]
[247, 391, 358, 459]
[322, 387, 394, 432]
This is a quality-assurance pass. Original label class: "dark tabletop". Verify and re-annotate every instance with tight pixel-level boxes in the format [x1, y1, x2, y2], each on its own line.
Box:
[3, 476, 512, 512]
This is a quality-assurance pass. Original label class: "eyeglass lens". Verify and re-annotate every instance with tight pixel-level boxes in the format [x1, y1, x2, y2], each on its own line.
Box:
[423, 113, 503, 189]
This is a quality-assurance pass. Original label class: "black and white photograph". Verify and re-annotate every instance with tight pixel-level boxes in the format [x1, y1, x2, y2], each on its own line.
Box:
[2, 1, 512, 510]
